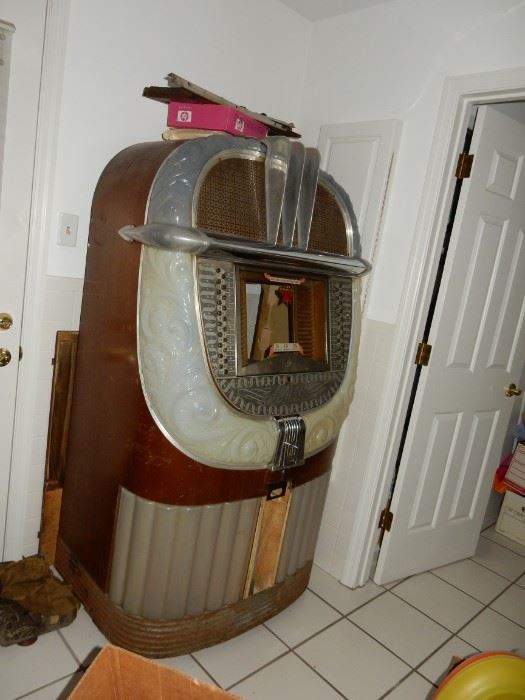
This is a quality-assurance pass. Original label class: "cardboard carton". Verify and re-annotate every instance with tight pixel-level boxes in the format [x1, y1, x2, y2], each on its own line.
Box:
[495, 489, 525, 547]
[69, 644, 240, 699]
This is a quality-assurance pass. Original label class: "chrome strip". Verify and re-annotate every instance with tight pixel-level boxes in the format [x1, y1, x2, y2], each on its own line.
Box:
[281, 141, 305, 247]
[297, 148, 320, 250]
[272, 416, 306, 469]
[120, 223, 370, 277]
[264, 137, 291, 245]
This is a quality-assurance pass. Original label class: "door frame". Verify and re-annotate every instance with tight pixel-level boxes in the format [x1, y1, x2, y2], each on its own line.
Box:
[342, 66, 525, 588]
[3, 0, 70, 560]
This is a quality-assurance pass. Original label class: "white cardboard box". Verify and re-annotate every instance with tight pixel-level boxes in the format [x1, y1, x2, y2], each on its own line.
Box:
[495, 490, 525, 547]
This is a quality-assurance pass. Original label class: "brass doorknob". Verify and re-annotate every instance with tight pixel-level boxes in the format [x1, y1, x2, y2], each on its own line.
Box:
[0, 313, 13, 330]
[505, 383, 522, 397]
[0, 348, 11, 367]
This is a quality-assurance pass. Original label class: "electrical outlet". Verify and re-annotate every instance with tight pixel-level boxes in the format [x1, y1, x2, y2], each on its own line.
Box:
[58, 212, 78, 247]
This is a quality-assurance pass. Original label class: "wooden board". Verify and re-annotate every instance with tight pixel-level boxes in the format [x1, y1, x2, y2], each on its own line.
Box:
[39, 330, 78, 565]
[143, 72, 300, 138]
[244, 485, 292, 597]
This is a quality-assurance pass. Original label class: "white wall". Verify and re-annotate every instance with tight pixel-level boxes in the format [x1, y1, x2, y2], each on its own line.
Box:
[301, 0, 525, 578]
[300, 0, 525, 325]
[48, 0, 311, 277]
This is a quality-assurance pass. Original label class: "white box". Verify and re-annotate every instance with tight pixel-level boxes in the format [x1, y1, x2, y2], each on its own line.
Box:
[495, 490, 525, 547]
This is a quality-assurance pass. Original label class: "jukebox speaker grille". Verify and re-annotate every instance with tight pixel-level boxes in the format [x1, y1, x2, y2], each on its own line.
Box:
[196, 158, 267, 241]
[308, 183, 348, 256]
[195, 156, 349, 256]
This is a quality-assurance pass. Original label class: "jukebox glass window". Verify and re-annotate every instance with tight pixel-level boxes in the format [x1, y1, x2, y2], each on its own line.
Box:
[239, 269, 329, 375]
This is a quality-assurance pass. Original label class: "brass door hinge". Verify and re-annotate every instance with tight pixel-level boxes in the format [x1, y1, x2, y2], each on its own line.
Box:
[455, 152, 474, 179]
[415, 342, 432, 366]
[379, 507, 394, 532]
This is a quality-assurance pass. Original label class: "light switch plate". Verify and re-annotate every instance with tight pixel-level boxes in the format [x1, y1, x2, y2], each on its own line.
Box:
[58, 212, 78, 247]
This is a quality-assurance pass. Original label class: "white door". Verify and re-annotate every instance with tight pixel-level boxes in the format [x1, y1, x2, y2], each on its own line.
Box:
[0, 1, 46, 553]
[375, 105, 525, 584]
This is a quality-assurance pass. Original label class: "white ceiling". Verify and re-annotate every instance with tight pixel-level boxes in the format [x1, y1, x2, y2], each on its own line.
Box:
[279, 0, 394, 22]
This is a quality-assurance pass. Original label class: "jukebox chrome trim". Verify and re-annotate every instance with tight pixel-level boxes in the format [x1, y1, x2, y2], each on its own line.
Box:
[132, 135, 366, 469]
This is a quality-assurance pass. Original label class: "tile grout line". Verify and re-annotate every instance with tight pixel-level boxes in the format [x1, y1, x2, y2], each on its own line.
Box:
[56, 629, 85, 669]
[386, 587, 460, 635]
[342, 615, 436, 674]
[480, 530, 525, 558]
[375, 669, 414, 699]
[222, 649, 290, 693]
[12, 672, 79, 700]
[431, 569, 525, 655]
[266, 613, 344, 653]
[189, 652, 223, 689]
[467, 554, 525, 582]
[290, 649, 350, 699]
[430, 566, 517, 607]
[413, 632, 481, 682]
[426, 569, 504, 607]
[376, 668, 439, 700]
[307, 581, 389, 617]
[216, 613, 350, 696]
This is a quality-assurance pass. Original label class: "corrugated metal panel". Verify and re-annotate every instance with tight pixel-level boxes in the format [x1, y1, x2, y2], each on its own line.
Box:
[109, 489, 259, 619]
[304, 474, 330, 563]
[122, 496, 156, 615]
[163, 507, 201, 619]
[108, 488, 136, 605]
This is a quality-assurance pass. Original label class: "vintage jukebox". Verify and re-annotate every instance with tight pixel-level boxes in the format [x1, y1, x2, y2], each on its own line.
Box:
[56, 131, 370, 657]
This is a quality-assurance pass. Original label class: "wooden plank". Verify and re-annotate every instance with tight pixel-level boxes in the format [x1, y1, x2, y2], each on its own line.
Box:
[45, 331, 78, 484]
[39, 486, 63, 565]
[39, 331, 78, 564]
[245, 485, 292, 596]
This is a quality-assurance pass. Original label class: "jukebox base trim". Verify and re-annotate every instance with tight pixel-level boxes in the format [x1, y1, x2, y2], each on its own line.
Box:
[56, 535, 311, 658]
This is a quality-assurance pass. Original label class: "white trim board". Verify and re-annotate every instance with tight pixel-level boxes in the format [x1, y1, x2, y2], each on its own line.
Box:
[318, 119, 401, 310]
[341, 66, 525, 588]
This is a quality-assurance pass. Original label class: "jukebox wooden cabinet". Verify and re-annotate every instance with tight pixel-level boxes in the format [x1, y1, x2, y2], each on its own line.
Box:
[57, 133, 369, 657]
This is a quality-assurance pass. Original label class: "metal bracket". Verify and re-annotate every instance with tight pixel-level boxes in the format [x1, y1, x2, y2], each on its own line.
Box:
[455, 152, 474, 179]
[415, 342, 432, 366]
[271, 416, 306, 470]
[379, 507, 393, 532]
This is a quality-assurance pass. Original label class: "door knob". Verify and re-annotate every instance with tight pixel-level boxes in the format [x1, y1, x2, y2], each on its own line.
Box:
[0, 348, 11, 367]
[0, 313, 13, 330]
[505, 383, 522, 397]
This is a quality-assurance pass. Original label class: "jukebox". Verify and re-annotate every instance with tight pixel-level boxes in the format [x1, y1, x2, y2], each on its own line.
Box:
[57, 129, 370, 657]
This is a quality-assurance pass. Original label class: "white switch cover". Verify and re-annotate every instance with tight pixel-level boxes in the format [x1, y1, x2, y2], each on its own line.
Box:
[58, 212, 78, 247]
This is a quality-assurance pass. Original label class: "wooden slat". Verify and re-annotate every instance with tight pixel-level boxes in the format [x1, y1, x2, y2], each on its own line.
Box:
[39, 331, 78, 564]
[45, 331, 78, 484]
[250, 486, 292, 595]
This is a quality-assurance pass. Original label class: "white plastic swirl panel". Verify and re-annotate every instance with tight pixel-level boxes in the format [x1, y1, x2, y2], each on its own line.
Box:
[137, 247, 361, 468]
[135, 136, 363, 469]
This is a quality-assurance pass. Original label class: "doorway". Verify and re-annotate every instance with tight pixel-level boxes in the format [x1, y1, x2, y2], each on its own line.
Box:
[340, 70, 525, 590]
[374, 100, 525, 584]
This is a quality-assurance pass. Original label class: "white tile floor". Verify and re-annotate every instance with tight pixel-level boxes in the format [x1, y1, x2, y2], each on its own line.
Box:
[2, 526, 525, 699]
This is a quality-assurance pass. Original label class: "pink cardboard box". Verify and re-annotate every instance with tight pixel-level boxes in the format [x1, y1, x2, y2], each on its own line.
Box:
[167, 101, 268, 138]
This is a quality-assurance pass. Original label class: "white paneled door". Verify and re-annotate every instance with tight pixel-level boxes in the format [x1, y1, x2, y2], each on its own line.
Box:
[0, 2, 46, 554]
[375, 106, 525, 583]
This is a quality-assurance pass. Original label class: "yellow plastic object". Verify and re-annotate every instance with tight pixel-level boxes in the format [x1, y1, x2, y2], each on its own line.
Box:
[435, 652, 525, 699]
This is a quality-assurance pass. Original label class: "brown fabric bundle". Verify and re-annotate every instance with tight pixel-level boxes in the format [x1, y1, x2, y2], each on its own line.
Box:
[0, 555, 79, 619]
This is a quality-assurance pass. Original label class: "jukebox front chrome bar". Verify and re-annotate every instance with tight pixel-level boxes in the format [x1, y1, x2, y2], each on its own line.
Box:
[119, 223, 371, 278]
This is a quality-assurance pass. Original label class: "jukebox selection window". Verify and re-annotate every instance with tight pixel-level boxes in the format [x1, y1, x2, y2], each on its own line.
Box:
[238, 269, 329, 375]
